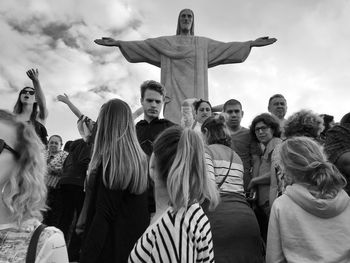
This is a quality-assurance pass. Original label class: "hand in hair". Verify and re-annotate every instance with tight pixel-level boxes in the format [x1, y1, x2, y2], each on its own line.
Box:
[26, 68, 39, 83]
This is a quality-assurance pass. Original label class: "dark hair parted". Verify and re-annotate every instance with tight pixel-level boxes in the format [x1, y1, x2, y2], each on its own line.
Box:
[223, 99, 242, 112]
[193, 99, 212, 113]
[250, 113, 281, 142]
[280, 136, 346, 199]
[201, 115, 231, 147]
[140, 80, 165, 99]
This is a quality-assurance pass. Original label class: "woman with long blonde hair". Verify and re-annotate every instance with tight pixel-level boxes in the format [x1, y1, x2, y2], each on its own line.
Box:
[79, 99, 149, 263]
[0, 110, 68, 262]
[266, 137, 350, 263]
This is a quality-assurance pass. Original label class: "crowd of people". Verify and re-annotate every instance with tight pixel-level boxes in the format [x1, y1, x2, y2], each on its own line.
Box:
[0, 67, 350, 263]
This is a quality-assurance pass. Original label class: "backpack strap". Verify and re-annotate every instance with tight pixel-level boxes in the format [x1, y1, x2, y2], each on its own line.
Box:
[217, 151, 234, 189]
[26, 224, 47, 263]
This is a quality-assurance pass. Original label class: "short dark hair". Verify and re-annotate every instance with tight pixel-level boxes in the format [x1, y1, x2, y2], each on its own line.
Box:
[140, 80, 165, 99]
[268, 94, 286, 107]
[340, 112, 350, 126]
[223, 99, 242, 112]
[250, 113, 281, 142]
[193, 99, 212, 113]
[201, 115, 231, 147]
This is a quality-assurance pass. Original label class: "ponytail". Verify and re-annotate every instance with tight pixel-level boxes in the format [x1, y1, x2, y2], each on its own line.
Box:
[280, 137, 347, 199]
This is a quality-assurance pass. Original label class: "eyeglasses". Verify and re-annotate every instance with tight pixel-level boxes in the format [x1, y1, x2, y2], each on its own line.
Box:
[21, 90, 35, 96]
[254, 126, 269, 133]
[0, 139, 19, 158]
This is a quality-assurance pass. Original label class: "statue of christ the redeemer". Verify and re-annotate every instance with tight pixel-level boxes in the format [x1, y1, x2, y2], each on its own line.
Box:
[95, 9, 277, 124]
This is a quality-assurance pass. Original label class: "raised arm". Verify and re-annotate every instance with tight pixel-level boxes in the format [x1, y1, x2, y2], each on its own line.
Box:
[94, 37, 120, 47]
[27, 68, 48, 122]
[57, 93, 83, 119]
[132, 106, 144, 120]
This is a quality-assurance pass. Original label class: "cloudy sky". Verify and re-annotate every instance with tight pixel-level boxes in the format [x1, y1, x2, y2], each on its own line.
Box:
[1, 0, 349, 143]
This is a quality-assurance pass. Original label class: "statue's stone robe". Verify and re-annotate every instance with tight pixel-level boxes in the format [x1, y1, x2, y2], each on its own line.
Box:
[119, 35, 251, 123]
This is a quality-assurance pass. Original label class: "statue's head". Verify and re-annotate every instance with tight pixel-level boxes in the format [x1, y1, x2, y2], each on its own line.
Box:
[176, 9, 194, 35]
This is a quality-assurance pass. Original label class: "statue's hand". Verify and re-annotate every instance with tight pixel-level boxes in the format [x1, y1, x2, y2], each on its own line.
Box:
[251, 36, 277, 47]
[94, 37, 119, 47]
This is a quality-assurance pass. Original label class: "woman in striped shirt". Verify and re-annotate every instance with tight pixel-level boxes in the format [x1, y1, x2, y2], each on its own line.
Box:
[129, 126, 219, 262]
[201, 115, 264, 263]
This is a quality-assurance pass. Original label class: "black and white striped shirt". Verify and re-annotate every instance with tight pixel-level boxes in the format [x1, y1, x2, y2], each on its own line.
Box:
[129, 203, 214, 263]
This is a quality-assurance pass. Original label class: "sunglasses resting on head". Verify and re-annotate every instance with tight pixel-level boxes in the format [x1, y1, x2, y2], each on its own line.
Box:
[0, 139, 19, 158]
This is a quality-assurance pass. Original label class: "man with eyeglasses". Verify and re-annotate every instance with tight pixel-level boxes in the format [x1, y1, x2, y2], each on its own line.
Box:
[135, 80, 175, 215]
[223, 99, 261, 192]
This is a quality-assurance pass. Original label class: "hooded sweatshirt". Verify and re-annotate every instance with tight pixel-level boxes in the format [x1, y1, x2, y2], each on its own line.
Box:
[266, 184, 350, 263]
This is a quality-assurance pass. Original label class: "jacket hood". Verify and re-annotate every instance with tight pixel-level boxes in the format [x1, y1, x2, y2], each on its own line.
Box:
[285, 184, 350, 218]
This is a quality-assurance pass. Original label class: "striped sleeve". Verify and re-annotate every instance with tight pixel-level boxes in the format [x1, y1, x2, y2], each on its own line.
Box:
[128, 204, 214, 263]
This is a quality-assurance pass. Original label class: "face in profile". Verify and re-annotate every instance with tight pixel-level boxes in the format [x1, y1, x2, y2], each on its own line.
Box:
[179, 9, 193, 33]
[196, 102, 212, 124]
[48, 136, 62, 154]
[269, 97, 287, 120]
[141, 89, 163, 120]
[20, 88, 36, 104]
[0, 120, 18, 188]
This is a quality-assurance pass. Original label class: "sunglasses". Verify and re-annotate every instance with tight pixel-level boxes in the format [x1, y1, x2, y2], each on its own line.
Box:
[0, 139, 19, 158]
[21, 90, 35, 96]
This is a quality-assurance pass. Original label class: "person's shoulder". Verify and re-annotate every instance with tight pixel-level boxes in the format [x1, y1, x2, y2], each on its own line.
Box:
[36, 226, 68, 262]
[160, 118, 176, 126]
[136, 119, 147, 126]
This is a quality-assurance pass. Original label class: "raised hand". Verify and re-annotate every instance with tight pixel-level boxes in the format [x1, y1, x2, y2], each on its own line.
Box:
[57, 93, 70, 104]
[251, 37, 277, 47]
[94, 37, 119, 47]
[26, 68, 39, 82]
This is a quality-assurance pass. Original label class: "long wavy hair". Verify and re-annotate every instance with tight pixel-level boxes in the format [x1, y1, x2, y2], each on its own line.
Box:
[153, 126, 219, 212]
[13, 87, 43, 121]
[88, 99, 148, 194]
[0, 110, 47, 226]
[280, 136, 346, 199]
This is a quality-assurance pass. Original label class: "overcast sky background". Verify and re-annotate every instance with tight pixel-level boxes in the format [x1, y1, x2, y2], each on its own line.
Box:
[1, 0, 349, 143]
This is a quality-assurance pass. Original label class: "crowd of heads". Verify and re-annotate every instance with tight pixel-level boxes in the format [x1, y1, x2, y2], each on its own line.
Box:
[1, 69, 350, 262]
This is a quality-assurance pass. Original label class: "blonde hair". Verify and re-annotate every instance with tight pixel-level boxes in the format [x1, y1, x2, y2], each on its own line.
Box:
[88, 99, 148, 194]
[153, 126, 219, 212]
[280, 136, 346, 199]
[0, 110, 47, 226]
